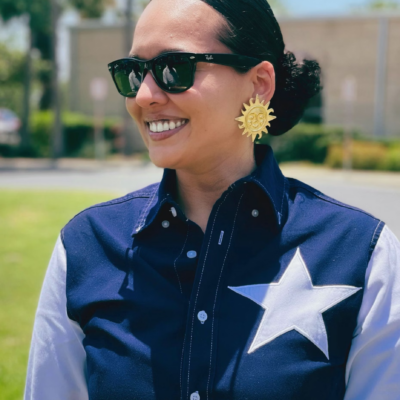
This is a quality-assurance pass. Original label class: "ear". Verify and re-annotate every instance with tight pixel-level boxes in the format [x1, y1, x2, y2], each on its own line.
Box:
[250, 61, 276, 103]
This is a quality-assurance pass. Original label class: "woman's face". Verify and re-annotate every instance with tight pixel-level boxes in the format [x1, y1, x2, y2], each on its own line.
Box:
[127, 0, 256, 171]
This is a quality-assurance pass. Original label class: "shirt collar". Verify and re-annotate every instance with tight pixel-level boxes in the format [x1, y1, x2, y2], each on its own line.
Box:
[132, 144, 288, 236]
[243, 144, 288, 226]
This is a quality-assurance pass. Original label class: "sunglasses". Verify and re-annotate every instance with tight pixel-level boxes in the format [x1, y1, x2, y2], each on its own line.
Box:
[108, 52, 261, 98]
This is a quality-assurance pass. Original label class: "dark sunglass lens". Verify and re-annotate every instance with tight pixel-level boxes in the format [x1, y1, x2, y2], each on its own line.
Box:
[154, 54, 193, 92]
[113, 60, 143, 97]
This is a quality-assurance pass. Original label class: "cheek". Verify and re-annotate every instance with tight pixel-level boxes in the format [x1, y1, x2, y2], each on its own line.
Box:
[192, 71, 244, 124]
[126, 98, 139, 120]
[125, 98, 150, 147]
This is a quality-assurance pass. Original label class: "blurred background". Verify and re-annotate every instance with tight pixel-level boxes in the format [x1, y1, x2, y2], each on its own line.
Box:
[0, 0, 400, 399]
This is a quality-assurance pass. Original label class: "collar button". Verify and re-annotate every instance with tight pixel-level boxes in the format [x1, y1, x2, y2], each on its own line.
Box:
[252, 209, 259, 218]
[187, 250, 197, 259]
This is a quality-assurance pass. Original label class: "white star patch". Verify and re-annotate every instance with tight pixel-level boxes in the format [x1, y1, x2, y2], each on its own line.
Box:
[229, 248, 361, 359]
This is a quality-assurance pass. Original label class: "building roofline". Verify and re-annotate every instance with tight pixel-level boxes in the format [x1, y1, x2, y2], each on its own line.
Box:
[69, 21, 126, 31]
[69, 12, 400, 31]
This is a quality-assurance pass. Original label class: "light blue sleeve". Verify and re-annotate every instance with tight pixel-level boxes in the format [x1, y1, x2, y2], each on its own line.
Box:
[24, 236, 88, 400]
[345, 226, 400, 399]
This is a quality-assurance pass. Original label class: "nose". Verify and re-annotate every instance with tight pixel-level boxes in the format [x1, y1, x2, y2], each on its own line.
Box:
[135, 70, 169, 108]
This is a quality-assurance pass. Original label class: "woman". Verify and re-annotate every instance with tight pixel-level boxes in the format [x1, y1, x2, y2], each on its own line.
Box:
[25, 0, 400, 399]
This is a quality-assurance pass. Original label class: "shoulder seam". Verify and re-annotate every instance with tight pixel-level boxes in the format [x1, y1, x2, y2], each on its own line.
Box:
[368, 220, 386, 261]
[65, 189, 157, 227]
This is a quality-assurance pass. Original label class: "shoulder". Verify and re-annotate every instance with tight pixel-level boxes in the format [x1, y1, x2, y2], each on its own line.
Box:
[61, 183, 160, 246]
[286, 178, 385, 256]
[287, 177, 381, 221]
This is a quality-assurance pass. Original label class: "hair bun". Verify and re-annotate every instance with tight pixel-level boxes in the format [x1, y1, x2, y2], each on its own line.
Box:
[268, 51, 322, 136]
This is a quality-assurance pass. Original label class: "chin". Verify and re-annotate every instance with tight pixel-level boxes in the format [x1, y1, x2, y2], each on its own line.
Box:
[148, 147, 182, 170]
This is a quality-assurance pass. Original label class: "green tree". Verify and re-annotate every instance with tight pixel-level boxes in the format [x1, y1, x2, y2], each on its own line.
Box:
[69, 0, 113, 18]
[0, 0, 110, 155]
[0, 44, 25, 116]
[0, 0, 52, 109]
[0, 0, 111, 111]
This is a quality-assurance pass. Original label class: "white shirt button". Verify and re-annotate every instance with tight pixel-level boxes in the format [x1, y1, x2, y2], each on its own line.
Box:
[162, 220, 170, 228]
[190, 392, 200, 400]
[252, 209, 259, 218]
[197, 311, 208, 324]
[170, 207, 177, 217]
[187, 250, 197, 259]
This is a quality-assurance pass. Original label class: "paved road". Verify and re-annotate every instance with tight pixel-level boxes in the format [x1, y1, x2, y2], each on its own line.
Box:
[1, 161, 399, 239]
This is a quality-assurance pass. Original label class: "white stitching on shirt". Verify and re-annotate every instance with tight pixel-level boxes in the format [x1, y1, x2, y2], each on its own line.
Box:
[180, 323, 189, 400]
[370, 220, 383, 249]
[174, 224, 190, 295]
[186, 190, 231, 399]
[280, 179, 287, 217]
[369, 220, 384, 260]
[218, 231, 224, 245]
[135, 188, 158, 232]
[206, 192, 245, 399]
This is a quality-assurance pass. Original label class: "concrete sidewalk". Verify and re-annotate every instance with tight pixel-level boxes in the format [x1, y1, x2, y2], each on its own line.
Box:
[2, 157, 400, 190]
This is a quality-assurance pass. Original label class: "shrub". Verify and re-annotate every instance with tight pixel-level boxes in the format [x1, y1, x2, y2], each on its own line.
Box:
[30, 111, 121, 158]
[382, 145, 400, 171]
[257, 123, 400, 171]
[257, 124, 344, 164]
[325, 141, 400, 171]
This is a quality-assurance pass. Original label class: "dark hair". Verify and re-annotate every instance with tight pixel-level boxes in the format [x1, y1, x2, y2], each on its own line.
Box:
[201, 0, 322, 136]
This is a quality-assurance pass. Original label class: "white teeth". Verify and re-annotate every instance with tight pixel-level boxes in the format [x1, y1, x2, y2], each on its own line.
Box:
[149, 120, 186, 133]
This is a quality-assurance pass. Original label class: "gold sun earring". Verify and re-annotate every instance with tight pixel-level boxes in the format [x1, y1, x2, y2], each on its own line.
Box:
[235, 94, 277, 142]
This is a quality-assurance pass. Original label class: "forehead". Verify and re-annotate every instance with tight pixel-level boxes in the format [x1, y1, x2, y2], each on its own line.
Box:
[131, 0, 227, 58]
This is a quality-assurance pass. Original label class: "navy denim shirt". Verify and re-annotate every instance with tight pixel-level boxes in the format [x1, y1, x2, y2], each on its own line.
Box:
[62, 145, 383, 400]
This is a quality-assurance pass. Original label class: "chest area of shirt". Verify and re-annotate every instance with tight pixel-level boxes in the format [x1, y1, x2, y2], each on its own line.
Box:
[76, 226, 366, 400]
[69, 188, 373, 400]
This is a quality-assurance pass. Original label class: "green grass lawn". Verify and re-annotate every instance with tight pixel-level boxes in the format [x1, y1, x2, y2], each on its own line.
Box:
[0, 190, 117, 400]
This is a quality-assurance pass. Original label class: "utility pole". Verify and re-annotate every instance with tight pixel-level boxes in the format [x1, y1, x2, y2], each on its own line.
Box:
[122, 0, 135, 156]
[20, 12, 32, 154]
[373, 17, 389, 137]
[125, 0, 134, 53]
[51, 0, 63, 159]
[341, 76, 357, 172]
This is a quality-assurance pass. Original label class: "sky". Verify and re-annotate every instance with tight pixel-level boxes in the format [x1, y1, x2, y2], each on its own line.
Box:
[282, 0, 369, 16]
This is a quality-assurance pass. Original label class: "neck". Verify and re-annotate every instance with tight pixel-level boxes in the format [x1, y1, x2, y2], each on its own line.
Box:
[175, 147, 256, 232]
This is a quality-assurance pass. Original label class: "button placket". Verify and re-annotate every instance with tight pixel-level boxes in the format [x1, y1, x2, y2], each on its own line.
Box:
[182, 188, 245, 400]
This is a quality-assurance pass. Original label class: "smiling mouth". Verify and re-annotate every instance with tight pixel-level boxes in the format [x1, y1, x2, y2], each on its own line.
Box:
[146, 119, 189, 133]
